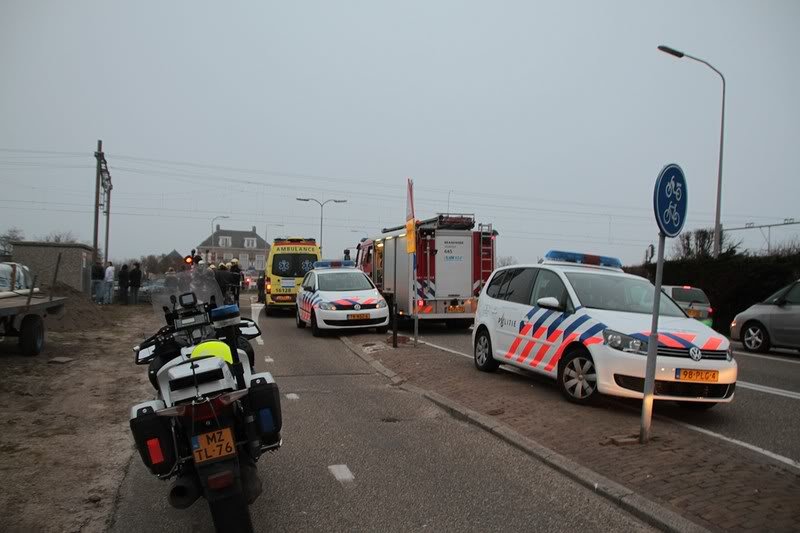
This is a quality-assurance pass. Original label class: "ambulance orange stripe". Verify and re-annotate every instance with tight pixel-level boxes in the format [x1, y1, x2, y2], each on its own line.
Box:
[543, 333, 579, 372]
[702, 337, 723, 350]
[530, 329, 563, 368]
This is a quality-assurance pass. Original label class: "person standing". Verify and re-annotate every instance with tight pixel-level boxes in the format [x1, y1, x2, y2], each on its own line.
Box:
[230, 258, 242, 305]
[129, 262, 142, 305]
[103, 261, 115, 305]
[91, 261, 104, 303]
[118, 264, 130, 305]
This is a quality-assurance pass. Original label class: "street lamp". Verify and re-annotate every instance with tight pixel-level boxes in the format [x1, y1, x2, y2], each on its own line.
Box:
[296, 197, 347, 250]
[658, 44, 726, 258]
[210, 215, 230, 263]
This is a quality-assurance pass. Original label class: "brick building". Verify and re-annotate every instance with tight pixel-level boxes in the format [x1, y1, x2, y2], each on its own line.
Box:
[198, 226, 269, 271]
[11, 241, 94, 292]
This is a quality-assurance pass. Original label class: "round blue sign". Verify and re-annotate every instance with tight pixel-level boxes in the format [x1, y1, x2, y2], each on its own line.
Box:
[653, 164, 687, 237]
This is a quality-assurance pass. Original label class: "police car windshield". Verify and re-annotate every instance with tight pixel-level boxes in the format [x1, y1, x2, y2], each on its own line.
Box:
[272, 254, 316, 277]
[318, 271, 373, 292]
[565, 272, 685, 317]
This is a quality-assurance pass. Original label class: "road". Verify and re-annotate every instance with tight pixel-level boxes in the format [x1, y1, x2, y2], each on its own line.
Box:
[415, 323, 800, 464]
[111, 305, 653, 532]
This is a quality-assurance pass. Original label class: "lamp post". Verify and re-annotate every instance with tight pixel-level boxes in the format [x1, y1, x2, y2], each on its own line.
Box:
[210, 215, 229, 263]
[658, 45, 726, 258]
[296, 197, 347, 251]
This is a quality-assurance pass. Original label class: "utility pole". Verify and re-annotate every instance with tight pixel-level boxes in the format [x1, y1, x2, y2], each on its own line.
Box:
[93, 140, 102, 262]
[104, 185, 112, 264]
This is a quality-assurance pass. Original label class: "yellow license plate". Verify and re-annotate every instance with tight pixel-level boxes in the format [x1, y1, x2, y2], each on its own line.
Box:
[675, 369, 718, 383]
[448, 305, 466, 313]
[687, 309, 700, 318]
[192, 427, 236, 464]
[348, 313, 370, 320]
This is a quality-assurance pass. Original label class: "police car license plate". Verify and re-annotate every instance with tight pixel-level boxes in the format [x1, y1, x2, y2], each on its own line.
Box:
[675, 369, 718, 383]
[687, 309, 700, 318]
[192, 427, 236, 464]
[348, 313, 370, 320]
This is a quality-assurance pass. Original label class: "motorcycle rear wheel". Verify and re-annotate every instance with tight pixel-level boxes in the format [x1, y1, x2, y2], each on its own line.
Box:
[209, 491, 253, 533]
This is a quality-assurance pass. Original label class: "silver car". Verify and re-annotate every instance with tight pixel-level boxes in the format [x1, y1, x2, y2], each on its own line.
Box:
[730, 280, 800, 352]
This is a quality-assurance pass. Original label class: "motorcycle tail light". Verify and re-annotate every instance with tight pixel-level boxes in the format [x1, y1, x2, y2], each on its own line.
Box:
[217, 389, 248, 406]
[156, 405, 188, 417]
[146, 437, 165, 465]
[207, 470, 234, 490]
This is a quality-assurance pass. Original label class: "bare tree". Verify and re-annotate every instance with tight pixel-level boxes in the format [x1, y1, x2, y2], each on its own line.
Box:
[496, 255, 518, 267]
[0, 227, 25, 255]
[671, 228, 741, 259]
[38, 231, 79, 243]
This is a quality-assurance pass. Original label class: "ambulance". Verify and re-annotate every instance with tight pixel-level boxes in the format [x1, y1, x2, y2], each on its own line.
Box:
[355, 214, 496, 329]
[264, 238, 321, 315]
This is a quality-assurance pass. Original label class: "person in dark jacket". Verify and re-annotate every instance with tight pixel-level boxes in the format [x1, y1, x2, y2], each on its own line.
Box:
[129, 263, 142, 305]
[229, 259, 242, 305]
[118, 264, 130, 305]
[91, 261, 104, 303]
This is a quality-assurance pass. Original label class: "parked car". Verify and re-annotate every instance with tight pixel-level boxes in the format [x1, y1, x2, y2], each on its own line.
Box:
[138, 278, 166, 303]
[730, 280, 800, 353]
[662, 285, 713, 326]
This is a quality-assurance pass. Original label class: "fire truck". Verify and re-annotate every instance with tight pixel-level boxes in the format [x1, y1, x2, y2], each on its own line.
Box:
[355, 214, 496, 328]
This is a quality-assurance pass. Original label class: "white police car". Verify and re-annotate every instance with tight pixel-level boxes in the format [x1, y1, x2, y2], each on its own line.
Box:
[296, 261, 390, 336]
[473, 251, 737, 408]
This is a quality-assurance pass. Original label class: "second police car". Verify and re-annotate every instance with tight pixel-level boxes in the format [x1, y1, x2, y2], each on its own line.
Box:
[473, 251, 737, 408]
[296, 261, 390, 336]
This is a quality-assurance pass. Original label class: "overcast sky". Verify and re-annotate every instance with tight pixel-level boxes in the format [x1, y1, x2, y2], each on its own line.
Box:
[1, 0, 798, 265]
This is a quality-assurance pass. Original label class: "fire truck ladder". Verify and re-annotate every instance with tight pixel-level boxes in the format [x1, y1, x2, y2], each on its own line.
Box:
[477, 223, 494, 294]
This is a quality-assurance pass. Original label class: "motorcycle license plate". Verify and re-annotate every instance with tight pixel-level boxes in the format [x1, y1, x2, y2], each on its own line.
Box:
[674, 369, 719, 383]
[192, 427, 236, 464]
[348, 313, 370, 320]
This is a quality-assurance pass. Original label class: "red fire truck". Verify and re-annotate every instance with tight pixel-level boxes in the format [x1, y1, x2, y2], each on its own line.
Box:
[355, 214, 496, 328]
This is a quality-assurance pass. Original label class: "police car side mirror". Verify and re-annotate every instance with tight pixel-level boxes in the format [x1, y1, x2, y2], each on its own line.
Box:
[537, 296, 562, 311]
[303, 285, 314, 292]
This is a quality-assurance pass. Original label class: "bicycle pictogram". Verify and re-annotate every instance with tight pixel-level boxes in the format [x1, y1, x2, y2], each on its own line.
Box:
[665, 176, 682, 202]
[663, 202, 680, 227]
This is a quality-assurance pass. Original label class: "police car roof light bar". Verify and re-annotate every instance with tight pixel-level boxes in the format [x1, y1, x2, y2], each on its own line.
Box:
[543, 250, 623, 270]
[313, 260, 355, 269]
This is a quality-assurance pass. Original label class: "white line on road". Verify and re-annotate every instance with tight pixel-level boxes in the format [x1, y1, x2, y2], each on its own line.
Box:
[264, 356, 274, 363]
[418, 339, 800, 470]
[328, 464, 355, 483]
[734, 351, 800, 365]
[285, 393, 300, 400]
[737, 381, 800, 400]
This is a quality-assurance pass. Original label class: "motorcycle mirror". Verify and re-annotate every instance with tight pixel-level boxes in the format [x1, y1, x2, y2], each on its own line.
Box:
[170, 294, 177, 305]
[134, 344, 157, 365]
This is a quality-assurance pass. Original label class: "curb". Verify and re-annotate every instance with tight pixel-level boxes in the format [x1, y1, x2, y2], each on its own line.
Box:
[339, 335, 708, 533]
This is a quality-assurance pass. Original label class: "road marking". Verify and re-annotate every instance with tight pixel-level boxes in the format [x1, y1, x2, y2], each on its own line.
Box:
[328, 464, 354, 483]
[734, 351, 800, 365]
[667, 419, 800, 471]
[264, 356, 274, 363]
[737, 381, 800, 400]
[419, 338, 800, 471]
[285, 393, 299, 400]
[250, 303, 265, 346]
[421, 340, 472, 359]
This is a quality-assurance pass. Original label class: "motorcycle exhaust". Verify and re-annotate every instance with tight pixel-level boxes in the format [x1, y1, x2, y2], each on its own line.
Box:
[168, 474, 202, 509]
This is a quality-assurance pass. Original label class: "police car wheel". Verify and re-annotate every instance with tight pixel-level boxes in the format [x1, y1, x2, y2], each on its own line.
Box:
[311, 311, 323, 337]
[296, 307, 305, 329]
[558, 349, 598, 404]
[474, 329, 498, 372]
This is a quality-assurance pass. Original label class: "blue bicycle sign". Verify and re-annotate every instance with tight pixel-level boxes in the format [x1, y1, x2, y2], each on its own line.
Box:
[653, 164, 687, 237]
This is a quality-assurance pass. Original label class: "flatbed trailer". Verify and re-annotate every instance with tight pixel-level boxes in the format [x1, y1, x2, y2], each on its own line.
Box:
[0, 295, 66, 355]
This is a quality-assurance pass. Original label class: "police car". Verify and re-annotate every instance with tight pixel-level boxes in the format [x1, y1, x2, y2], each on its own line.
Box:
[473, 251, 737, 408]
[296, 261, 390, 336]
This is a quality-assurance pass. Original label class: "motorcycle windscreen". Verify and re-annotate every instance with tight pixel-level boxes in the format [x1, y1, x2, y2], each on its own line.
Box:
[151, 269, 224, 325]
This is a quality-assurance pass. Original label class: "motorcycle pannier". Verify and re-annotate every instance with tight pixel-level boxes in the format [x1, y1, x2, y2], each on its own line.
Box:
[249, 372, 282, 446]
[129, 400, 176, 476]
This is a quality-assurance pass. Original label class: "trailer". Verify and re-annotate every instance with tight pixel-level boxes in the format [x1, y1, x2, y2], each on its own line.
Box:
[355, 214, 496, 328]
[0, 295, 65, 355]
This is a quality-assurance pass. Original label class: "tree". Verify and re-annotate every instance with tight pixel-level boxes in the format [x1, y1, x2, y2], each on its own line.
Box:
[38, 230, 79, 243]
[497, 255, 518, 267]
[0, 227, 25, 255]
[671, 228, 741, 260]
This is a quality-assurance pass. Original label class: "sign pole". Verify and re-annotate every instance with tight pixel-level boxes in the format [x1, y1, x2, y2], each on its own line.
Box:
[640, 231, 666, 443]
[413, 251, 418, 346]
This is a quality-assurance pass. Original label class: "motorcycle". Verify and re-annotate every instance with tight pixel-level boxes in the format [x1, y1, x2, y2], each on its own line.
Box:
[128, 269, 281, 532]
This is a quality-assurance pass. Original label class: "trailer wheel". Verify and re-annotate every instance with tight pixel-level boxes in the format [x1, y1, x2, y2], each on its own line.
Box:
[19, 315, 45, 356]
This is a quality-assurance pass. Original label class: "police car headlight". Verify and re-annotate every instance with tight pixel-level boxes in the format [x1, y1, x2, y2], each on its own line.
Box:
[726, 346, 733, 362]
[318, 302, 336, 311]
[376, 300, 387, 309]
[602, 329, 647, 355]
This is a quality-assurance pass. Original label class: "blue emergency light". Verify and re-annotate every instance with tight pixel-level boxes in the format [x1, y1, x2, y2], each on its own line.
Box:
[542, 250, 623, 269]
[313, 260, 355, 269]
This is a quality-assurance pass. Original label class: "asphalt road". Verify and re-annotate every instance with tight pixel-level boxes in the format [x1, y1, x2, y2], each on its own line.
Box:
[415, 323, 800, 464]
[110, 306, 653, 532]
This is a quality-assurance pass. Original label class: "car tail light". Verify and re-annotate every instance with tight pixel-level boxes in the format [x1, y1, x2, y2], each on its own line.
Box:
[207, 470, 234, 490]
[683, 285, 692, 289]
[146, 437, 165, 465]
[266, 282, 271, 294]
[418, 299, 425, 309]
[708, 307, 713, 315]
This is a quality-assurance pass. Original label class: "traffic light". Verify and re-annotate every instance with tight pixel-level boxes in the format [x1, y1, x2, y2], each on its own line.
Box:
[184, 255, 194, 265]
